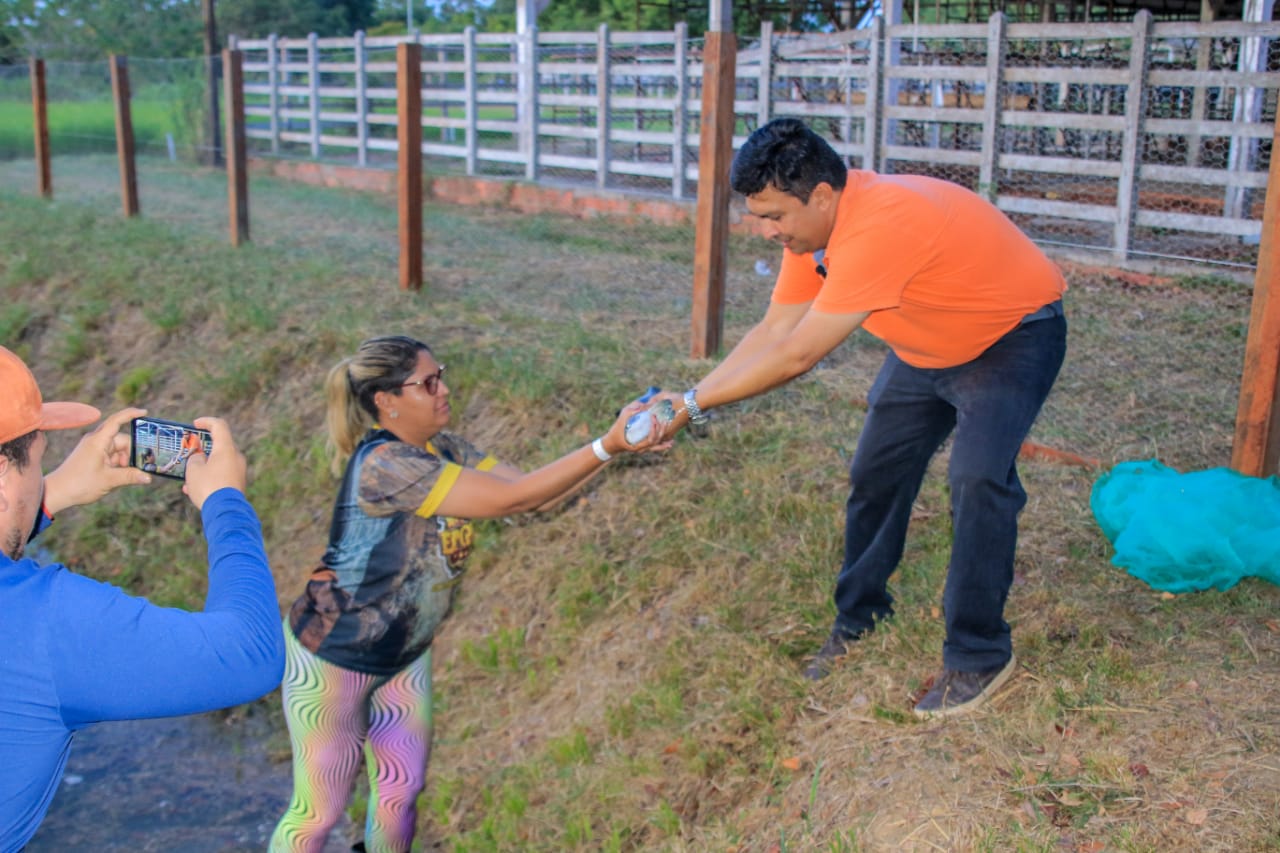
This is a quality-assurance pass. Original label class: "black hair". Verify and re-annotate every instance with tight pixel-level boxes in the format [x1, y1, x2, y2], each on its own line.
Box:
[0, 430, 38, 473]
[729, 117, 848, 202]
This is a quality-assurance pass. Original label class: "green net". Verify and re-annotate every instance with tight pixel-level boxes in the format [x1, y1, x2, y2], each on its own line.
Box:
[1090, 459, 1280, 593]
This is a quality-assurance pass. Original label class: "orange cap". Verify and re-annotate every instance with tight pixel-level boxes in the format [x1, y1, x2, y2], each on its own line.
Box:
[0, 346, 101, 444]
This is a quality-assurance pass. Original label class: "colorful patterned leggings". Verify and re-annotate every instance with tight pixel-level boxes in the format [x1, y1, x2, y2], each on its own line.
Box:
[269, 625, 433, 853]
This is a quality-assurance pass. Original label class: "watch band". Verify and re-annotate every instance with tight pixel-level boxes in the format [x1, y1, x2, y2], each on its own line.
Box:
[683, 389, 709, 425]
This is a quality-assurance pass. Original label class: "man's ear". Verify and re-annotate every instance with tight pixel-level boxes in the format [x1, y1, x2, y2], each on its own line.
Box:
[810, 181, 835, 211]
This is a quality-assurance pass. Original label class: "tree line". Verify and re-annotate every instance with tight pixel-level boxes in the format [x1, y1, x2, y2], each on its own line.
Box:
[1, 0, 828, 64]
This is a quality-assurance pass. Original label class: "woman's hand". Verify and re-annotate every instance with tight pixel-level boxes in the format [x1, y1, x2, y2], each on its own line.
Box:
[600, 400, 674, 457]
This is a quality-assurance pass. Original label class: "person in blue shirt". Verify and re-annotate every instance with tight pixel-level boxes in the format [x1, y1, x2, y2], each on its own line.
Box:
[0, 345, 285, 850]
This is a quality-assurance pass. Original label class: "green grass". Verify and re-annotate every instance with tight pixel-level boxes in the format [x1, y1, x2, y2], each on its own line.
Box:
[2, 156, 1278, 851]
[0, 99, 194, 159]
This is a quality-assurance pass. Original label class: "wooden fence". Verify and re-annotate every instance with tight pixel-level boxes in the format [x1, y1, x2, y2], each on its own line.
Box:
[232, 13, 1280, 270]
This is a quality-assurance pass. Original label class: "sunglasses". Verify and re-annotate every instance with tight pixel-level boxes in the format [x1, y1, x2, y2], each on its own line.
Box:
[400, 365, 446, 395]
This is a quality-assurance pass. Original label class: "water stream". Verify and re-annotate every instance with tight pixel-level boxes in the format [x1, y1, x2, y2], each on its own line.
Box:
[26, 708, 354, 852]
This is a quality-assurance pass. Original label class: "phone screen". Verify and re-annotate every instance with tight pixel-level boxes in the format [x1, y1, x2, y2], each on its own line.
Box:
[130, 417, 213, 481]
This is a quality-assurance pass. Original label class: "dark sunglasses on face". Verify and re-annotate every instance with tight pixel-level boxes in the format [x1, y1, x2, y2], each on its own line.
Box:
[400, 365, 445, 395]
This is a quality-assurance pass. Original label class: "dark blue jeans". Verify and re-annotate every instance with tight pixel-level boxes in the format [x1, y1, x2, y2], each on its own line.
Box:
[833, 310, 1067, 672]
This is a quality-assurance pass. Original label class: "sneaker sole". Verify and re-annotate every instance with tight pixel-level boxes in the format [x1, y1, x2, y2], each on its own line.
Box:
[912, 654, 1018, 720]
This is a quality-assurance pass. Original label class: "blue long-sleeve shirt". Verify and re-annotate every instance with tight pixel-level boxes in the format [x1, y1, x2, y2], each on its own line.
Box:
[0, 488, 285, 851]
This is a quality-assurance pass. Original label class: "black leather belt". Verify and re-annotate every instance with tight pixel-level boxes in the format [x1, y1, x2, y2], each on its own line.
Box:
[1020, 299, 1064, 325]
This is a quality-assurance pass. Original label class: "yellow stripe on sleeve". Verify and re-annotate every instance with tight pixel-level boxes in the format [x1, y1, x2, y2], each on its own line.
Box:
[476, 455, 499, 472]
[416, 462, 463, 519]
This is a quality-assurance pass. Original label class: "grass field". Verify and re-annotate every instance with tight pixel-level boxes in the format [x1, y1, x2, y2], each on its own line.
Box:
[1, 154, 1277, 851]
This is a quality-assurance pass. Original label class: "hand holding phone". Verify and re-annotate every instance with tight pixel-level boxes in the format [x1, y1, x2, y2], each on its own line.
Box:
[182, 417, 246, 511]
[130, 416, 213, 481]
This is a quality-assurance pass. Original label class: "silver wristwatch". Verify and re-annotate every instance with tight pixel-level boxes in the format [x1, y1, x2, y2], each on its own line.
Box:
[683, 389, 709, 425]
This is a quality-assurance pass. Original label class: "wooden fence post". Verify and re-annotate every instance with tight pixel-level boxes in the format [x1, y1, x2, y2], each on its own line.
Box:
[224, 48, 250, 246]
[398, 42, 424, 291]
[201, 0, 223, 167]
[30, 58, 52, 199]
[1230, 105, 1280, 477]
[109, 54, 139, 218]
[690, 0, 737, 359]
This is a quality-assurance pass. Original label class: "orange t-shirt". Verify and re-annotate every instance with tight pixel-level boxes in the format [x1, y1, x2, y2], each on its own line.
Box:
[771, 171, 1066, 368]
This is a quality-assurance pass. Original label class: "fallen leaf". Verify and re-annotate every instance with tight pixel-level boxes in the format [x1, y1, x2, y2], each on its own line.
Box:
[930, 606, 941, 619]
[1185, 807, 1209, 825]
[1130, 763, 1150, 778]
[662, 741, 681, 754]
[1265, 619, 1280, 634]
[1160, 591, 1177, 600]
[1060, 753, 1082, 770]
[781, 756, 803, 771]
[1078, 841, 1105, 853]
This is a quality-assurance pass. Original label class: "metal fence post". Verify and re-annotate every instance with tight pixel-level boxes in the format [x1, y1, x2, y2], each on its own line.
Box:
[355, 30, 368, 167]
[597, 23, 611, 189]
[307, 33, 321, 158]
[267, 34, 280, 155]
[523, 27, 540, 181]
[464, 26, 477, 176]
[978, 12, 1007, 202]
[1115, 9, 1152, 260]
[757, 20, 773, 128]
[672, 22, 688, 200]
[866, 16, 884, 171]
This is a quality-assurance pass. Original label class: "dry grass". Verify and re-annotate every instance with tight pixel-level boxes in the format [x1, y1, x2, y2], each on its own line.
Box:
[2, 155, 1278, 852]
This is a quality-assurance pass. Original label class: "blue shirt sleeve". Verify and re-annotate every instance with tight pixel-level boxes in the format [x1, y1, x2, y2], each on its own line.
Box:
[49, 488, 285, 727]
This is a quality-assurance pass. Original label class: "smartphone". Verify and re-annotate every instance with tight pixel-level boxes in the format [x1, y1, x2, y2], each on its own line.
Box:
[130, 416, 213, 480]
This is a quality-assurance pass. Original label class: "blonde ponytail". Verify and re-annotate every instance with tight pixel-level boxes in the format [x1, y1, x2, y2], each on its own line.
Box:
[323, 336, 433, 477]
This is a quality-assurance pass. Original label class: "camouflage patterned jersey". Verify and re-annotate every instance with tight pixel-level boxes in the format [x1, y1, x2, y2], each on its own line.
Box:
[288, 428, 498, 675]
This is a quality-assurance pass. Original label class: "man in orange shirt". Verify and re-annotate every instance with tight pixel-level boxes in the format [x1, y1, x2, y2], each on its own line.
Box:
[659, 118, 1066, 718]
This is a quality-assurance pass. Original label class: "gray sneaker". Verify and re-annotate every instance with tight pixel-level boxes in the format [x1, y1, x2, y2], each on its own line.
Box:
[912, 655, 1017, 719]
[803, 629, 854, 681]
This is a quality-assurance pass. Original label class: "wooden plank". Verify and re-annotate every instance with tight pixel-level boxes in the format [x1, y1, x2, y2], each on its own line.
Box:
[224, 49, 250, 247]
[1231, 106, 1280, 476]
[30, 58, 51, 199]
[690, 28, 736, 359]
[397, 42, 423, 291]
[109, 55, 139, 218]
